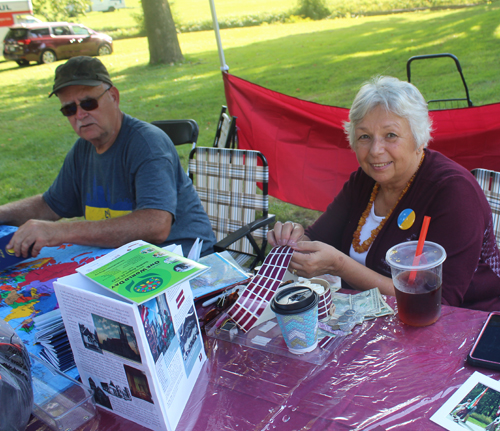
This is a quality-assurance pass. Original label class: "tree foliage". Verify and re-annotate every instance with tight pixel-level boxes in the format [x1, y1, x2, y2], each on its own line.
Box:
[293, 0, 331, 20]
[32, 0, 91, 21]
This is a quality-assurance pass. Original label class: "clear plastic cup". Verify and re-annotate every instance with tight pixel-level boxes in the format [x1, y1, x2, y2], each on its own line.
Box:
[386, 241, 447, 327]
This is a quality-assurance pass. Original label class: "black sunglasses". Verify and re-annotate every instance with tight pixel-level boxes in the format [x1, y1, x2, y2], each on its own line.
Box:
[60, 87, 111, 117]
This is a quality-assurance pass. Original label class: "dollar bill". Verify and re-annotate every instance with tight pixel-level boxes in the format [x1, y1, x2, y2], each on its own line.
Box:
[324, 288, 394, 336]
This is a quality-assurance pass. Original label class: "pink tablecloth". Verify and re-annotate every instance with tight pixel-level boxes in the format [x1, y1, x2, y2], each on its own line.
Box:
[28, 298, 498, 431]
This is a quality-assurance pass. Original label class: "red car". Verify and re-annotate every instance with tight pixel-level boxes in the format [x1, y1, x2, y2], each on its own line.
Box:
[3, 22, 113, 66]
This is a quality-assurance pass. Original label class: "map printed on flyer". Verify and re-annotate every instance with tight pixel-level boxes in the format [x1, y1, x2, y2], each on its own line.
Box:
[76, 240, 208, 305]
[0, 226, 111, 357]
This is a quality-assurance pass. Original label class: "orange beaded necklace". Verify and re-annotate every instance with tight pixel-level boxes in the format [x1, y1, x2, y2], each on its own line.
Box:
[352, 151, 425, 253]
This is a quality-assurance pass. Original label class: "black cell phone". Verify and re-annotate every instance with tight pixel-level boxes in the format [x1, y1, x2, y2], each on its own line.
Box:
[467, 312, 500, 371]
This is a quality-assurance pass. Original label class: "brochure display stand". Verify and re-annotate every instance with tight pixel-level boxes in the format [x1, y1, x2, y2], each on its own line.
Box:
[54, 242, 207, 431]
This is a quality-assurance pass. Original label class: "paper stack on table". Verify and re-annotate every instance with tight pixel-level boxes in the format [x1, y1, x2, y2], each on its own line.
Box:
[186, 238, 203, 261]
[33, 309, 75, 372]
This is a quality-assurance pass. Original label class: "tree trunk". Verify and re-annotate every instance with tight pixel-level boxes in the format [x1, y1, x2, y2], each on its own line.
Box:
[141, 0, 184, 65]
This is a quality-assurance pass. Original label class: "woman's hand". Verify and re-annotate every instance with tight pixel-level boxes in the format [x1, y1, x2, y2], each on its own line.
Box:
[288, 241, 346, 279]
[289, 240, 396, 296]
[267, 221, 305, 247]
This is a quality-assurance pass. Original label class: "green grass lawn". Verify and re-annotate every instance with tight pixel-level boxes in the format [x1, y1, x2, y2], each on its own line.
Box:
[2, 4, 500, 227]
[63, 0, 487, 33]
[51, 0, 296, 33]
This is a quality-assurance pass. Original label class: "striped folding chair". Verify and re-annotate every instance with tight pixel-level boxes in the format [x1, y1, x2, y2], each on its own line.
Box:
[213, 106, 237, 149]
[471, 168, 500, 248]
[189, 147, 275, 270]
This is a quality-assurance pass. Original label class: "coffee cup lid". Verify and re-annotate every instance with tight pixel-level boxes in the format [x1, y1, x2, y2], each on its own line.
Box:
[271, 286, 319, 315]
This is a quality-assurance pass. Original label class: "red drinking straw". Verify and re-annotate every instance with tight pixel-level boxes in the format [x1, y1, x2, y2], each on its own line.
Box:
[408, 216, 431, 284]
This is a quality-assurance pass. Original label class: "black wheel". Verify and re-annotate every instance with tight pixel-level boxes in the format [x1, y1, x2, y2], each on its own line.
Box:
[16, 59, 30, 67]
[40, 49, 57, 64]
[107, 6, 115, 12]
[98, 44, 112, 56]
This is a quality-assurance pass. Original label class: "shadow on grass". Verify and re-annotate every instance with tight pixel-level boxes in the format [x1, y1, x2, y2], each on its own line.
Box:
[103, 4, 500, 114]
[0, 61, 28, 73]
[2, 4, 499, 209]
[216, 5, 500, 106]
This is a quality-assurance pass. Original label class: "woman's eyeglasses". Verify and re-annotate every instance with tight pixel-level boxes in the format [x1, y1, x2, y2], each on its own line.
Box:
[60, 87, 111, 117]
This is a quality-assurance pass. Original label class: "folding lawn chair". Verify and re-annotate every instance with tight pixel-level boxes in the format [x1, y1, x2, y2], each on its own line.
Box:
[151, 119, 199, 150]
[188, 147, 275, 270]
[407, 53, 473, 110]
[471, 168, 500, 248]
[213, 106, 238, 149]
[151, 119, 199, 175]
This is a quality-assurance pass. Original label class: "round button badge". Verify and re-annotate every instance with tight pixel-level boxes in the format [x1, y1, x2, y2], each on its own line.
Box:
[397, 209, 415, 230]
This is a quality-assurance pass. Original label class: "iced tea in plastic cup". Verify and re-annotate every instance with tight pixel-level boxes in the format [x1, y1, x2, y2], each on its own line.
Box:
[386, 241, 447, 327]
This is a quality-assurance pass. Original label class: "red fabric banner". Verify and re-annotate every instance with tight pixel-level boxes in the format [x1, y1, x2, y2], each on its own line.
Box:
[223, 72, 500, 212]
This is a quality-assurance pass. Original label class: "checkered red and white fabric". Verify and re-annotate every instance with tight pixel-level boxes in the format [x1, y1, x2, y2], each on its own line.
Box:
[472, 168, 500, 249]
[227, 246, 294, 332]
[188, 147, 270, 256]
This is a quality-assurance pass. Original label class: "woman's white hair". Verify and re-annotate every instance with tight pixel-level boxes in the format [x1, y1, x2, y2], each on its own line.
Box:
[344, 76, 432, 150]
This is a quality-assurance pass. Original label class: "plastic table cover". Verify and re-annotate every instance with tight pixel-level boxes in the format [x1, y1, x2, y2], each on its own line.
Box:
[26, 296, 500, 431]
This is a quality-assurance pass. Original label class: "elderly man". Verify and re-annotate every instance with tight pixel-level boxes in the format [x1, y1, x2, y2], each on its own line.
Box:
[0, 56, 215, 257]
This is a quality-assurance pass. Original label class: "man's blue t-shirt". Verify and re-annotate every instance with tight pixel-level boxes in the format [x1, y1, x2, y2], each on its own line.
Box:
[43, 114, 215, 256]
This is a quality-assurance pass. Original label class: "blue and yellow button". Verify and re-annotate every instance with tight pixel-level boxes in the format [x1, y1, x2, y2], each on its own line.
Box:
[397, 209, 415, 230]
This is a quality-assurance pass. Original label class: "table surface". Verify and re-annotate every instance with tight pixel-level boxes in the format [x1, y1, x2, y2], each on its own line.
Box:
[178, 301, 498, 431]
[4, 237, 495, 431]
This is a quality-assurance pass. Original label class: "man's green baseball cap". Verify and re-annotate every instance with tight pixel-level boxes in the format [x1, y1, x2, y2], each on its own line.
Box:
[49, 56, 113, 97]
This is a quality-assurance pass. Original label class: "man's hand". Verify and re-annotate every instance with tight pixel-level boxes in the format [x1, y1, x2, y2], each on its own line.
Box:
[7, 220, 65, 258]
[5, 208, 172, 258]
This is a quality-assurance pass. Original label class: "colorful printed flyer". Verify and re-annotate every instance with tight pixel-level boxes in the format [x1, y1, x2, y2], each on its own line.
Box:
[76, 240, 208, 305]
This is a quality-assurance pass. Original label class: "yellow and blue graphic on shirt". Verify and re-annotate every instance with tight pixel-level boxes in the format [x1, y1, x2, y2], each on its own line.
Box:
[397, 209, 415, 230]
[84, 184, 133, 221]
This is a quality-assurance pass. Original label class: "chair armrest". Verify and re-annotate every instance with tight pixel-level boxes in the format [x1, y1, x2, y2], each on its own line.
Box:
[214, 214, 275, 252]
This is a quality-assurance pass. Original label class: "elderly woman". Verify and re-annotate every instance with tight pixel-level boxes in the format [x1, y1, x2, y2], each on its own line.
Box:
[269, 76, 500, 311]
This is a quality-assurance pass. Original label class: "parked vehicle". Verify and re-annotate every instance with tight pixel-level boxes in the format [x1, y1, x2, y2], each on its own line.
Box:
[3, 22, 113, 66]
[0, 0, 34, 53]
[89, 0, 126, 12]
[14, 14, 42, 24]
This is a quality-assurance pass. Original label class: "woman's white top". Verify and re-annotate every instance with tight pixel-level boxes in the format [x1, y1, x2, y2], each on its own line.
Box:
[349, 204, 384, 266]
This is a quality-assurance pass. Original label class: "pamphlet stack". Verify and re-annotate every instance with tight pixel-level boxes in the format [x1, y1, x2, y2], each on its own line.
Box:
[54, 241, 207, 431]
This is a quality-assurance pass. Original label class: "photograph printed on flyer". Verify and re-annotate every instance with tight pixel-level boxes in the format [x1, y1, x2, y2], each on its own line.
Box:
[139, 293, 176, 363]
[92, 314, 142, 363]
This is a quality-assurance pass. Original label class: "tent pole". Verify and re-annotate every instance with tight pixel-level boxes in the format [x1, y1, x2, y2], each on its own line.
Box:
[209, 0, 229, 71]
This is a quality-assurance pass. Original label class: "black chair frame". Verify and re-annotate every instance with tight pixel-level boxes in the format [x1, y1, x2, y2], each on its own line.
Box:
[151, 119, 199, 147]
